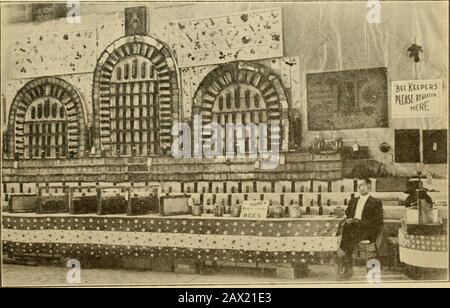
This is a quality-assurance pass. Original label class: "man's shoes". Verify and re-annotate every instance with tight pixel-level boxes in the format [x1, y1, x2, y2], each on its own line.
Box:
[337, 248, 346, 258]
[343, 263, 354, 279]
[336, 255, 354, 280]
[343, 256, 354, 279]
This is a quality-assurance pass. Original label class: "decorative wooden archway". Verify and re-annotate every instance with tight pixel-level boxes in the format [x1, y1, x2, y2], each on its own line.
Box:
[193, 61, 290, 151]
[7, 77, 86, 159]
[93, 35, 179, 156]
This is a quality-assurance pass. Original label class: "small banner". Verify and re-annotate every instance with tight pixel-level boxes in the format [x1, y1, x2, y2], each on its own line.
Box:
[240, 200, 269, 220]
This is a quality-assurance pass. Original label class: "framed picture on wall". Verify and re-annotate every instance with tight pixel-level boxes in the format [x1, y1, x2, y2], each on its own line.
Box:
[306, 67, 388, 130]
[423, 129, 448, 164]
[395, 129, 420, 163]
[125, 6, 147, 36]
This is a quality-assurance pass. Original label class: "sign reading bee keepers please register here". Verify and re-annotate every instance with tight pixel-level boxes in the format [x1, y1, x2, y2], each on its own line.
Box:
[391, 79, 442, 118]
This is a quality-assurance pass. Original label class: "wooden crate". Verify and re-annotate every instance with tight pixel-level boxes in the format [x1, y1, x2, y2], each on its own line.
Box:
[174, 258, 200, 274]
[10, 195, 39, 213]
[151, 256, 174, 272]
[38, 195, 68, 213]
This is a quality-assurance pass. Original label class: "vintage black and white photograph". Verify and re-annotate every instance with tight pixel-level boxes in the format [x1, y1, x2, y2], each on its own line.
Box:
[0, 0, 448, 288]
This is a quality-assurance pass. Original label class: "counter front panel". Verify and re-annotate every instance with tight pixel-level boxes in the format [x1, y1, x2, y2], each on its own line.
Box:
[2, 214, 342, 264]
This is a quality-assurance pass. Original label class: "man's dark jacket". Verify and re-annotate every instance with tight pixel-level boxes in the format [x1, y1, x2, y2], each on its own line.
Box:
[345, 196, 384, 243]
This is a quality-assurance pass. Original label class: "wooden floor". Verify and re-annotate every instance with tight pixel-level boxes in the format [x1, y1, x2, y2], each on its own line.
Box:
[2, 263, 414, 287]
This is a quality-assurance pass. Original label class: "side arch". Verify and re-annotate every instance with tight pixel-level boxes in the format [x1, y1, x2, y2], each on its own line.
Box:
[192, 61, 290, 151]
[7, 76, 86, 158]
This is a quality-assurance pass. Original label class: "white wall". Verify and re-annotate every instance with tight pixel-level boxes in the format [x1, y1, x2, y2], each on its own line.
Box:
[1, 1, 448, 177]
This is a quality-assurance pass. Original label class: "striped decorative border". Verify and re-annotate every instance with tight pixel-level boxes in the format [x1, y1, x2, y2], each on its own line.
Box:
[7, 77, 86, 158]
[2, 215, 342, 237]
[2, 214, 342, 264]
[399, 229, 448, 269]
[93, 35, 179, 155]
[2, 229, 340, 253]
[3, 242, 336, 265]
[399, 247, 448, 269]
[399, 229, 448, 252]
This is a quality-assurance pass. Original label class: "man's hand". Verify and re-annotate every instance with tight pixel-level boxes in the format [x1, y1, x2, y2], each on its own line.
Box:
[344, 218, 360, 225]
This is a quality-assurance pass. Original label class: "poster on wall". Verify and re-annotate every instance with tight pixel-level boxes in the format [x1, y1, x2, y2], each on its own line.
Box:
[159, 7, 283, 68]
[391, 79, 442, 118]
[11, 29, 97, 79]
[306, 67, 388, 130]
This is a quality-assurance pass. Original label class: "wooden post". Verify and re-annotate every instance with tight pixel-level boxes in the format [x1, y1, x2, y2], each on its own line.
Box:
[97, 187, 103, 215]
[194, 182, 198, 193]
[37, 187, 42, 214]
[126, 187, 132, 216]
[68, 187, 74, 214]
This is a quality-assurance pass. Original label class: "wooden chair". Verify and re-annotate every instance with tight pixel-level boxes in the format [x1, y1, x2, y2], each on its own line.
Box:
[354, 226, 403, 273]
[354, 228, 385, 268]
[386, 237, 400, 272]
[355, 240, 377, 267]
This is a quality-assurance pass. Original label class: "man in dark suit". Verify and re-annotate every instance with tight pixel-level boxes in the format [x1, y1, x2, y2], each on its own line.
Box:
[337, 178, 384, 279]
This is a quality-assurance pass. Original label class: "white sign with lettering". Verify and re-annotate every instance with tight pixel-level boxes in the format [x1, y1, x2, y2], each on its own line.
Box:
[392, 79, 442, 118]
[240, 201, 269, 220]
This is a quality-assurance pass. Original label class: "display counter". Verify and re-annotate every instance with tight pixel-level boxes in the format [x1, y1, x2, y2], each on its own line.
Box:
[2, 213, 342, 266]
[399, 224, 448, 280]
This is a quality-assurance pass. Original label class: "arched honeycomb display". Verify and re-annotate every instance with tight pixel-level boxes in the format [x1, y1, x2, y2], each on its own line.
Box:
[7, 77, 86, 159]
[93, 35, 179, 157]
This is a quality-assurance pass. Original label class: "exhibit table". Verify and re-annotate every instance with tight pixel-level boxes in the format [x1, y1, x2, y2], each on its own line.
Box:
[2, 213, 342, 265]
[399, 227, 448, 279]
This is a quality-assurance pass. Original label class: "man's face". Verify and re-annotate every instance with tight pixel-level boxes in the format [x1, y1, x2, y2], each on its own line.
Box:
[358, 181, 371, 195]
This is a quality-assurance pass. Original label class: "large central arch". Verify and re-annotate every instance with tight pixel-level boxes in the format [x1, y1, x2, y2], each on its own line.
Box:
[92, 35, 180, 156]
